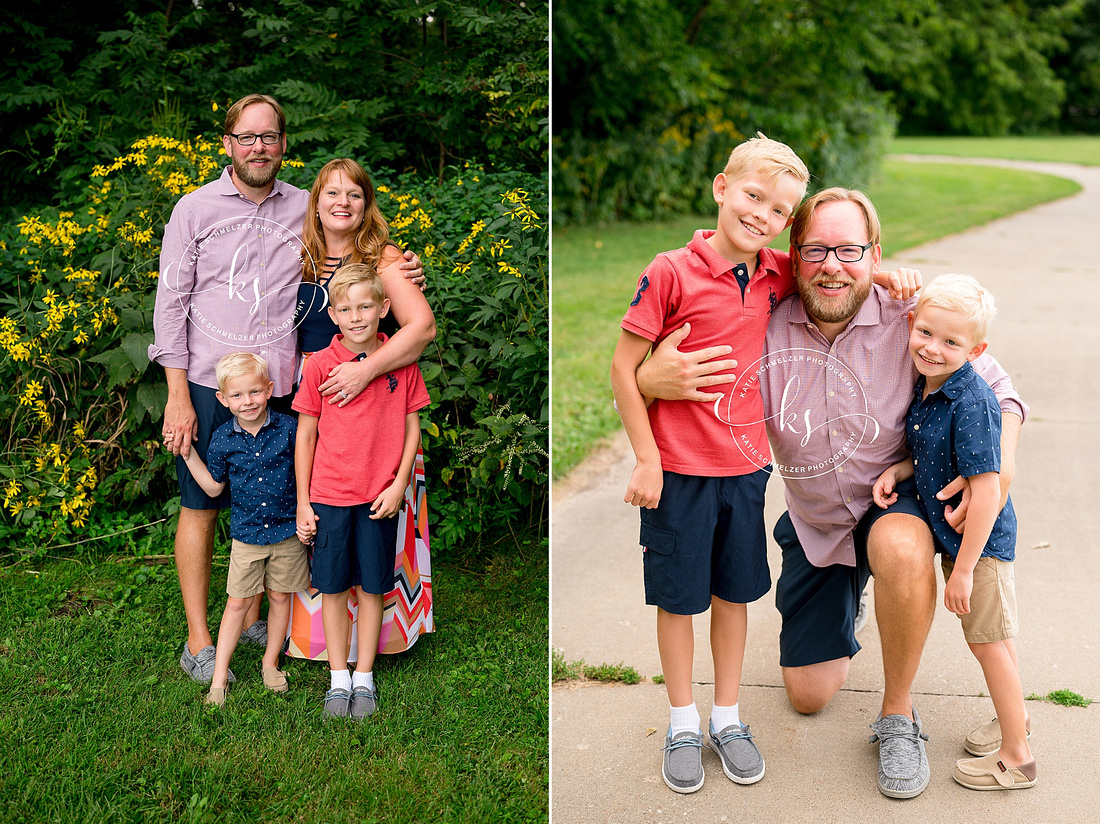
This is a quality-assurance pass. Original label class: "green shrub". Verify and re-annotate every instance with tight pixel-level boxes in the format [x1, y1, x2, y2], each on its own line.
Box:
[0, 135, 547, 558]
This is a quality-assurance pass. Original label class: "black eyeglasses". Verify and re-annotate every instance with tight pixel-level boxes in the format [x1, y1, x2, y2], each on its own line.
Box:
[227, 131, 283, 146]
[796, 242, 873, 263]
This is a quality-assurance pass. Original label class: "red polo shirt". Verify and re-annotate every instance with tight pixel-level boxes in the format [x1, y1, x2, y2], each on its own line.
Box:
[621, 230, 795, 475]
[293, 334, 430, 506]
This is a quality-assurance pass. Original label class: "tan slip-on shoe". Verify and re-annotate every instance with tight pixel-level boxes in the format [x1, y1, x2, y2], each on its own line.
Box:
[204, 686, 227, 707]
[953, 754, 1037, 790]
[964, 716, 1031, 756]
[262, 667, 289, 693]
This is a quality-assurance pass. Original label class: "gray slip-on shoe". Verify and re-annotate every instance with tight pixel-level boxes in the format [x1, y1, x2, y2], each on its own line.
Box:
[180, 643, 235, 684]
[869, 708, 930, 799]
[853, 590, 869, 635]
[349, 685, 378, 720]
[323, 687, 352, 718]
[662, 728, 704, 794]
[707, 721, 765, 784]
[239, 619, 268, 647]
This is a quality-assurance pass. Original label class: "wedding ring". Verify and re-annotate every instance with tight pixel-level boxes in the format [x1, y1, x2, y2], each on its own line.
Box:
[339, 390, 348, 399]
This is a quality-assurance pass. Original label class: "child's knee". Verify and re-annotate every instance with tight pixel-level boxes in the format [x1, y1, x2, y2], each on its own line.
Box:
[225, 596, 253, 614]
[266, 589, 290, 607]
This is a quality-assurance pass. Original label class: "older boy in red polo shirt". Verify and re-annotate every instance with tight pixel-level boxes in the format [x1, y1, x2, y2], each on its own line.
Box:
[294, 263, 429, 720]
[611, 134, 810, 793]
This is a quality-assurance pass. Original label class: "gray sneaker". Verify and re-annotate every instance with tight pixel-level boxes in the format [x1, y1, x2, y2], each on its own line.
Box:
[239, 619, 268, 647]
[661, 728, 705, 793]
[179, 643, 236, 684]
[323, 687, 352, 718]
[707, 721, 765, 784]
[853, 590, 869, 635]
[349, 685, 378, 720]
[869, 708, 930, 799]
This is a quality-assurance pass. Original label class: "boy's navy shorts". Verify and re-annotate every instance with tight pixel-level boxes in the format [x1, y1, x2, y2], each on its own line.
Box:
[639, 469, 771, 615]
[309, 502, 398, 595]
[174, 382, 293, 510]
[773, 477, 923, 668]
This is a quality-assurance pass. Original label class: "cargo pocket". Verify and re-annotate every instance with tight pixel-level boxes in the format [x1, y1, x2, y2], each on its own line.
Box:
[639, 521, 676, 555]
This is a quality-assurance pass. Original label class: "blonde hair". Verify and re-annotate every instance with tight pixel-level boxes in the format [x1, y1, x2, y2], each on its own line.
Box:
[301, 158, 394, 283]
[328, 262, 386, 305]
[790, 187, 882, 249]
[223, 94, 286, 136]
[915, 273, 997, 342]
[215, 352, 271, 393]
[723, 132, 810, 197]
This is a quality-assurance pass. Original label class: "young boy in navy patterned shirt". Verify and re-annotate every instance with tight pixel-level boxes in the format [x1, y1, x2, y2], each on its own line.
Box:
[873, 274, 1035, 791]
[183, 352, 309, 707]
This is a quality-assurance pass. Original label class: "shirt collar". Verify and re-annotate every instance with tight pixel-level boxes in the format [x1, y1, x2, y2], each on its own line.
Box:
[689, 230, 784, 280]
[786, 281, 886, 331]
[231, 409, 273, 434]
[216, 165, 292, 201]
[916, 360, 977, 402]
[330, 332, 391, 361]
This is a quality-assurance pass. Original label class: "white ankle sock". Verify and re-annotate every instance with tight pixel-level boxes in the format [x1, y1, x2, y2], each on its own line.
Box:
[669, 702, 700, 735]
[330, 669, 352, 692]
[352, 670, 374, 691]
[710, 703, 741, 732]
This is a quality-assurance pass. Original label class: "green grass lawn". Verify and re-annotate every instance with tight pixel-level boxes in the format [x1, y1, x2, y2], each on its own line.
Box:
[890, 134, 1100, 166]
[0, 541, 548, 823]
[552, 156, 1081, 478]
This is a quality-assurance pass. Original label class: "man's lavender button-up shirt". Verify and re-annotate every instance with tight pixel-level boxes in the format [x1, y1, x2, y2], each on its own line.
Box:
[148, 166, 311, 397]
[761, 285, 1028, 569]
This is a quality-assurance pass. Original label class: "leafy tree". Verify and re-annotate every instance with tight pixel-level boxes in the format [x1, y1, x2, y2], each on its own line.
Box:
[0, 1, 548, 214]
[553, 0, 899, 222]
[866, 0, 1071, 135]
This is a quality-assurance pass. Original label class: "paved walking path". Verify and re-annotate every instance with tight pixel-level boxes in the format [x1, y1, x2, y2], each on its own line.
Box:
[551, 157, 1100, 823]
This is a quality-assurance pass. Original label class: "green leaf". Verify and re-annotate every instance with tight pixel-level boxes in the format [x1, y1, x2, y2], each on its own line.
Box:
[121, 332, 153, 373]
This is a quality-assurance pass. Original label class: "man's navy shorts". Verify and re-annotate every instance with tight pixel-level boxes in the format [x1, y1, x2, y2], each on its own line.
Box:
[309, 502, 398, 596]
[175, 382, 294, 510]
[773, 477, 924, 668]
[639, 469, 771, 615]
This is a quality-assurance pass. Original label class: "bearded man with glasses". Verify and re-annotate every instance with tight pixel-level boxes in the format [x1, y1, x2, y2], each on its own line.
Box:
[635, 187, 1027, 799]
[148, 94, 422, 683]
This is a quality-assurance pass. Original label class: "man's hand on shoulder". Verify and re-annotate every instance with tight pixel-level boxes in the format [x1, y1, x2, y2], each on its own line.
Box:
[634, 323, 738, 403]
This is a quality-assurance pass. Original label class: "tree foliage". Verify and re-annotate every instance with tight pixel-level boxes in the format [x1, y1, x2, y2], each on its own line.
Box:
[866, 0, 1073, 135]
[0, 1, 548, 214]
[553, 0, 898, 223]
[553, 0, 1100, 223]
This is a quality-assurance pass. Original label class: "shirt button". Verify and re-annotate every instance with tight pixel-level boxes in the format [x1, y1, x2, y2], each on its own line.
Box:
[837, 466, 844, 473]
[831, 430, 838, 437]
[828, 391, 835, 398]
[914, 424, 920, 430]
[846, 496, 852, 503]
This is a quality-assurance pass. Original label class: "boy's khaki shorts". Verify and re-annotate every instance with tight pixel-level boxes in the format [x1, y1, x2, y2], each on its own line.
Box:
[941, 554, 1018, 644]
[227, 534, 310, 598]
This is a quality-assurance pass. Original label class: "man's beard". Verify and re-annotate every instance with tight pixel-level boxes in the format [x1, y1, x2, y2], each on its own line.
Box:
[232, 152, 282, 188]
[795, 272, 873, 325]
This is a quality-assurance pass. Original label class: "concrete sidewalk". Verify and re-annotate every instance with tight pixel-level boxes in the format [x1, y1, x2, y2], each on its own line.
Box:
[551, 158, 1100, 823]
